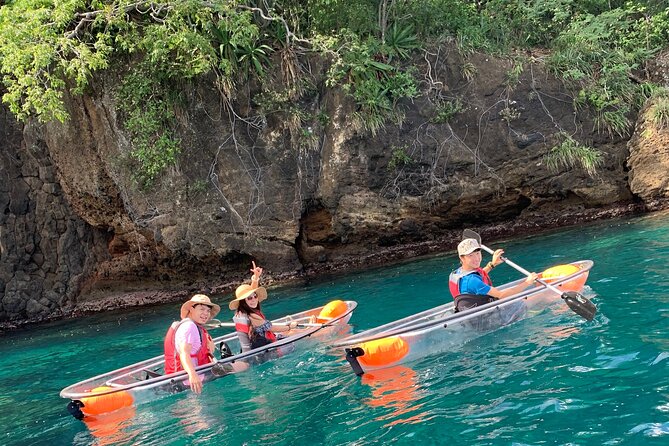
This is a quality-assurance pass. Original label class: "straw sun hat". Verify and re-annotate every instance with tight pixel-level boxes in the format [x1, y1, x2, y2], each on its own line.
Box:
[180, 294, 221, 319]
[229, 284, 268, 310]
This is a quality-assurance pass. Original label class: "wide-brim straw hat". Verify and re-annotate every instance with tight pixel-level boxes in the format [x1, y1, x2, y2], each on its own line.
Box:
[181, 294, 221, 319]
[229, 284, 268, 310]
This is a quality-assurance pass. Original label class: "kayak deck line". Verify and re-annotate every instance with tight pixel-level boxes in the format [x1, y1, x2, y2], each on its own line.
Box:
[336, 261, 593, 375]
[60, 300, 357, 413]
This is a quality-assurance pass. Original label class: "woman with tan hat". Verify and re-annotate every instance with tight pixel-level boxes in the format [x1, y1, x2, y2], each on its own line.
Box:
[163, 294, 220, 393]
[229, 262, 298, 352]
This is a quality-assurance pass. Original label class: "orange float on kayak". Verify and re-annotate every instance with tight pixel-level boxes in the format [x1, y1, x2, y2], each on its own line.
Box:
[540, 264, 587, 291]
[357, 336, 409, 368]
[80, 386, 134, 417]
[317, 300, 348, 323]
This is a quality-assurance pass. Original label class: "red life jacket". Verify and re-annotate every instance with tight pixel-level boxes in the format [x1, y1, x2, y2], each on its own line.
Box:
[448, 267, 492, 298]
[233, 310, 277, 342]
[163, 319, 213, 375]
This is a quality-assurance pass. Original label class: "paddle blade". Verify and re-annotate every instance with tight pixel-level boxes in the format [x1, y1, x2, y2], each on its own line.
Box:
[562, 291, 597, 321]
[204, 318, 222, 329]
[462, 229, 481, 243]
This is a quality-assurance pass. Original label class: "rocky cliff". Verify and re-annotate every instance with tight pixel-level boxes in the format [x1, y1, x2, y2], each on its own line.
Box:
[1, 48, 668, 326]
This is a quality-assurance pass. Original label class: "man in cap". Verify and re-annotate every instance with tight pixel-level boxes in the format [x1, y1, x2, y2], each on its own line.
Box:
[449, 238, 537, 312]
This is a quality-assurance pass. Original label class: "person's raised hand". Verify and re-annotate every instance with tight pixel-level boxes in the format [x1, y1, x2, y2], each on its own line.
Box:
[250, 261, 263, 281]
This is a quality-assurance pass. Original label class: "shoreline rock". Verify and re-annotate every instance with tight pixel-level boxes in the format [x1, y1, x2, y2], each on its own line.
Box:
[3, 200, 665, 332]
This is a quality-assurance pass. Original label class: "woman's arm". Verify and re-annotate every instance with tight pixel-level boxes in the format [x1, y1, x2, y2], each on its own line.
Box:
[249, 313, 297, 333]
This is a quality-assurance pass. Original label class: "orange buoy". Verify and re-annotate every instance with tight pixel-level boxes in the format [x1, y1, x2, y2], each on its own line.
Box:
[541, 264, 587, 292]
[317, 300, 348, 323]
[357, 336, 410, 368]
[80, 386, 134, 417]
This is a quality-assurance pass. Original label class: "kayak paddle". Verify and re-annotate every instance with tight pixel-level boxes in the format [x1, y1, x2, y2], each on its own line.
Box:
[462, 229, 597, 321]
[204, 319, 324, 329]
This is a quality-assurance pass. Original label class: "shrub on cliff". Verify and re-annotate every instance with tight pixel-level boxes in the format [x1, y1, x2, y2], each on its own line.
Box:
[0, 0, 667, 184]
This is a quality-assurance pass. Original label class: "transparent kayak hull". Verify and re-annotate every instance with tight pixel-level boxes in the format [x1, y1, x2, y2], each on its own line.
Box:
[334, 261, 593, 375]
[60, 300, 357, 418]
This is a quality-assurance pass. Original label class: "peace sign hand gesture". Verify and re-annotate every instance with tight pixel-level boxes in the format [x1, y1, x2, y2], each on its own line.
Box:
[250, 261, 263, 286]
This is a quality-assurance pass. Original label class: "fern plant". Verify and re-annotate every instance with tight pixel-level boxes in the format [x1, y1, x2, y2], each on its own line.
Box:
[383, 23, 419, 61]
[432, 98, 464, 124]
[544, 134, 603, 177]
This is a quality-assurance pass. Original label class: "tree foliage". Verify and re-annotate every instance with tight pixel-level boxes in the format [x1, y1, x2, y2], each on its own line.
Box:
[0, 0, 668, 183]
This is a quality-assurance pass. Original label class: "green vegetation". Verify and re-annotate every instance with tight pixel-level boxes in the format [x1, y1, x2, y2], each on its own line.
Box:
[544, 133, 603, 177]
[648, 87, 669, 129]
[388, 146, 413, 171]
[0, 1, 668, 184]
[432, 98, 464, 124]
[547, 4, 669, 138]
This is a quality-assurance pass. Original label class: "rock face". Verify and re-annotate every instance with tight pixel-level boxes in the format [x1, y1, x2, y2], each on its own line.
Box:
[627, 50, 669, 203]
[628, 101, 669, 201]
[0, 47, 666, 325]
[0, 105, 109, 322]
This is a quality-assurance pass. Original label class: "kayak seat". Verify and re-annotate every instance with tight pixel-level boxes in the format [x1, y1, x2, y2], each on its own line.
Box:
[219, 341, 234, 359]
[454, 294, 495, 313]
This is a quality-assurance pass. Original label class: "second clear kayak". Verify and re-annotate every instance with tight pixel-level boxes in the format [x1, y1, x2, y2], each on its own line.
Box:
[334, 261, 593, 375]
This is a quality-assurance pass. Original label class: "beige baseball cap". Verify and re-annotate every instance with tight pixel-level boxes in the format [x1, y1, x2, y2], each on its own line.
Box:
[458, 238, 481, 256]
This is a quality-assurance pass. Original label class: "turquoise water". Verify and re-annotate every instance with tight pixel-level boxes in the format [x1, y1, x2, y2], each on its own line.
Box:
[2, 212, 668, 445]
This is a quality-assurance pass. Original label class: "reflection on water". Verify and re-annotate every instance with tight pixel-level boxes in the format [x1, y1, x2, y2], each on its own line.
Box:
[361, 365, 430, 427]
[80, 406, 137, 446]
[171, 394, 217, 436]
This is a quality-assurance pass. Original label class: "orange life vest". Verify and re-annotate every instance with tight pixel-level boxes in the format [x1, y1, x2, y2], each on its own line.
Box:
[163, 319, 213, 374]
[448, 267, 492, 298]
[233, 310, 277, 342]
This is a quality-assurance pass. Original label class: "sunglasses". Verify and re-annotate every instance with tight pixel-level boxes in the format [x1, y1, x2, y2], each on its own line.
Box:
[246, 293, 258, 301]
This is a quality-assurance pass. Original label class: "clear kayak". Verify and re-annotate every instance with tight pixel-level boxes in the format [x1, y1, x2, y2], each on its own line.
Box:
[334, 261, 593, 375]
[61, 300, 357, 419]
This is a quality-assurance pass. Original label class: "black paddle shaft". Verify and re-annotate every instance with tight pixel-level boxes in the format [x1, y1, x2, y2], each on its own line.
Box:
[462, 229, 597, 321]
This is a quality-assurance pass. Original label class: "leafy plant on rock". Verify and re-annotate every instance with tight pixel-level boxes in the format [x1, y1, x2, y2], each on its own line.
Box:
[382, 23, 419, 61]
[648, 87, 669, 129]
[388, 146, 413, 171]
[432, 98, 464, 124]
[544, 133, 603, 177]
[323, 32, 417, 136]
